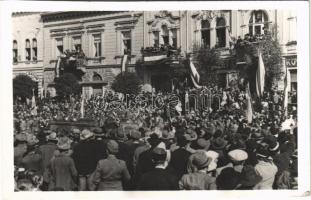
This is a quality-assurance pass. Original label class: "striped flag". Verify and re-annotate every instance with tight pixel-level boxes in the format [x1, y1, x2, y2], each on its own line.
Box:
[188, 59, 202, 89]
[31, 89, 37, 116]
[55, 57, 61, 78]
[121, 54, 128, 73]
[283, 68, 291, 116]
[189, 60, 200, 83]
[80, 95, 85, 118]
[245, 83, 253, 124]
[255, 50, 266, 97]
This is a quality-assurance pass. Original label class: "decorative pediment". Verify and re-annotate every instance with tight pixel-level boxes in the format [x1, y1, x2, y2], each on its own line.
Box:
[154, 11, 180, 20]
[192, 10, 226, 20]
[147, 11, 180, 31]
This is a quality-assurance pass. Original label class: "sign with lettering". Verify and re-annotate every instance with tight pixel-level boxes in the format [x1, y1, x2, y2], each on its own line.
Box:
[285, 56, 297, 68]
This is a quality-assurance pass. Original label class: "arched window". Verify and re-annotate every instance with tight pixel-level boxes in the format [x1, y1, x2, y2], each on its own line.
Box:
[216, 18, 226, 48]
[216, 17, 226, 47]
[201, 20, 211, 48]
[161, 25, 169, 45]
[93, 73, 103, 82]
[25, 39, 31, 61]
[249, 10, 269, 36]
[32, 38, 37, 61]
[13, 40, 18, 63]
[92, 73, 103, 96]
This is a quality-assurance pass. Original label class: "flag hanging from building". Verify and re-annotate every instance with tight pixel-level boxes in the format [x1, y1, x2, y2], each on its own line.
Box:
[31, 90, 37, 116]
[283, 68, 291, 116]
[189, 60, 200, 83]
[189, 59, 202, 89]
[80, 95, 85, 118]
[55, 57, 61, 78]
[255, 50, 265, 97]
[121, 54, 128, 73]
[245, 83, 253, 124]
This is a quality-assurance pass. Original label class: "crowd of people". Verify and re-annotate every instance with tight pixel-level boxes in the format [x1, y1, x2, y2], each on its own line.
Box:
[13, 84, 298, 191]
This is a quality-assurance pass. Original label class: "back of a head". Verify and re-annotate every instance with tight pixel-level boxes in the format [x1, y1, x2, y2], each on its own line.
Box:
[106, 139, 119, 155]
[152, 147, 167, 164]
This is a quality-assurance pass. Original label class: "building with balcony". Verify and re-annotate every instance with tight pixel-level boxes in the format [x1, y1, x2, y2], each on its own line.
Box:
[12, 10, 297, 96]
[12, 12, 44, 96]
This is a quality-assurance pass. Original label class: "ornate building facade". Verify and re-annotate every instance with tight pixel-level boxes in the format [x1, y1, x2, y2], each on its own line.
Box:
[12, 12, 44, 96]
[12, 10, 297, 97]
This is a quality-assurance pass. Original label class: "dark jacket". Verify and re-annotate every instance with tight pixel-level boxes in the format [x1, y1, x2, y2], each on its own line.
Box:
[170, 147, 191, 179]
[135, 149, 155, 178]
[93, 139, 108, 163]
[72, 140, 98, 175]
[138, 168, 179, 191]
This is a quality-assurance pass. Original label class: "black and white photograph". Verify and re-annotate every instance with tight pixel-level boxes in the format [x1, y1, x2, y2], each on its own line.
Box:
[0, 1, 310, 199]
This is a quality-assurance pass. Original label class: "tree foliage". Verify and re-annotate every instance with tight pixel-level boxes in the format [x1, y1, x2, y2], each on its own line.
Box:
[234, 27, 283, 90]
[192, 44, 221, 85]
[111, 72, 141, 95]
[54, 73, 81, 98]
[13, 74, 37, 101]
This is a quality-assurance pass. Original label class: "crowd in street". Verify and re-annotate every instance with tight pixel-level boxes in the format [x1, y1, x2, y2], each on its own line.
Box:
[13, 85, 298, 191]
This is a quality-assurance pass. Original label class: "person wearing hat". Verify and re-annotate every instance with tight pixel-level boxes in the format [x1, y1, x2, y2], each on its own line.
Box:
[92, 127, 108, 167]
[21, 135, 42, 174]
[216, 167, 241, 190]
[71, 129, 98, 191]
[210, 137, 228, 171]
[228, 149, 248, 173]
[70, 128, 81, 149]
[253, 145, 278, 189]
[180, 151, 216, 190]
[48, 138, 77, 191]
[236, 165, 263, 190]
[92, 140, 131, 191]
[38, 131, 59, 190]
[14, 133, 28, 167]
[135, 133, 162, 181]
[124, 130, 143, 178]
[169, 134, 193, 179]
[138, 148, 178, 190]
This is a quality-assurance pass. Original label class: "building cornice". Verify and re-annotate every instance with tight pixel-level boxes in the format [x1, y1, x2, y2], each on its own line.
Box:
[41, 11, 124, 22]
[43, 12, 131, 28]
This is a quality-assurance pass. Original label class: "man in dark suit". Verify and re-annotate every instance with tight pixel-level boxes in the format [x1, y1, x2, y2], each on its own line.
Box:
[169, 134, 192, 179]
[135, 133, 161, 178]
[138, 148, 179, 191]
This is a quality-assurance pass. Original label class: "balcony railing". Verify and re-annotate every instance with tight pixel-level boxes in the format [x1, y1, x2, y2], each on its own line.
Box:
[141, 45, 181, 62]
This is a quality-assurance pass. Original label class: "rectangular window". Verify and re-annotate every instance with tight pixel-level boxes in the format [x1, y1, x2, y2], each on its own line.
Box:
[249, 26, 253, 36]
[163, 35, 169, 45]
[216, 28, 226, 48]
[13, 41, 18, 63]
[32, 40, 37, 61]
[72, 36, 82, 52]
[153, 31, 159, 47]
[25, 40, 31, 61]
[201, 30, 210, 48]
[172, 29, 177, 48]
[93, 34, 102, 57]
[56, 38, 63, 56]
[255, 25, 262, 35]
[122, 31, 131, 55]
